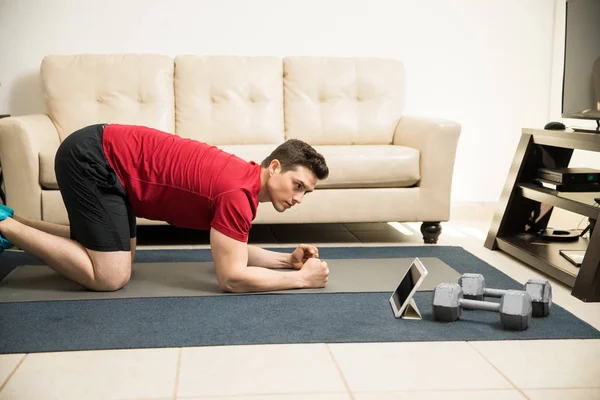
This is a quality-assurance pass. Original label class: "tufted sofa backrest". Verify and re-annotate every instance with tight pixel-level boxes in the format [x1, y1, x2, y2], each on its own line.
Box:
[41, 55, 405, 146]
[41, 54, 174, 141]
[175, 56, 284, 145]
[283, 57, 405, 145]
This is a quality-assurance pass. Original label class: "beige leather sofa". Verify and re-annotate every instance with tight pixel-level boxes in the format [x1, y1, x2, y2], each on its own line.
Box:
[0, 55, 461, 243]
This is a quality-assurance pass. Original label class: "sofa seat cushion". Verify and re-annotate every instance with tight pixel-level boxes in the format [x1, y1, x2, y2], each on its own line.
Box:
[314, 145, 419, 188]
[219, 144, 420, 189]
[40, 151, 59, 189]
[39, 144, 420, 190]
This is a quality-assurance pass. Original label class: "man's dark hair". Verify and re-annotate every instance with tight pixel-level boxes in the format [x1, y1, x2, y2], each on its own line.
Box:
[261, 139, 329, 180]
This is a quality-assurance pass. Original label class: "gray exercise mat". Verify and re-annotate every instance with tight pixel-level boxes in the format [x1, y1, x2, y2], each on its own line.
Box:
[0, 257, 460, 302]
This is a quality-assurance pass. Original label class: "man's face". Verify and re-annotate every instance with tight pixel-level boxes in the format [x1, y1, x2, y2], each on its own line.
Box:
[266, 161, 317, 212]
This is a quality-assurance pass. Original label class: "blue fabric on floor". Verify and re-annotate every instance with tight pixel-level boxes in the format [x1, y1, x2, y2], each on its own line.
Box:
[0, 204, 14, 253]
[1, 246, 598, 354]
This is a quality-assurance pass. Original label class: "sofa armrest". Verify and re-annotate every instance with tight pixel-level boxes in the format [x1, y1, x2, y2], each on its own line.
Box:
[0, 115, 60, 219]
[393, 115, 461, 221]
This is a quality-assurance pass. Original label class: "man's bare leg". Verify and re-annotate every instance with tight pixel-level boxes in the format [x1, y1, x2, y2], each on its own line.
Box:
[12, 215, 137, 263]
[12, 214, 70, 238]
[0, 218, 131, 291]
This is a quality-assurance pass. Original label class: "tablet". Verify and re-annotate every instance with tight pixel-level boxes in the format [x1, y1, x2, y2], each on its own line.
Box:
[559, 249, 585, 267]
[389, 257, 428, 319]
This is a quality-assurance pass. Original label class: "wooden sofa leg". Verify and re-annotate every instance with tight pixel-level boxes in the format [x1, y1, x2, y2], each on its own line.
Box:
[421, 222, 442, 244]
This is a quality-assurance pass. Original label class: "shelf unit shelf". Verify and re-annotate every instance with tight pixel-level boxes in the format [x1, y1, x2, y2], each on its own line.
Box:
[496, 233, 588, 286]
[517, 183, 600, 219]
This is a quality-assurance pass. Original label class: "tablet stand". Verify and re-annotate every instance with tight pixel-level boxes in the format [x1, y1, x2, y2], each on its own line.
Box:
[401, 298, 423, 320]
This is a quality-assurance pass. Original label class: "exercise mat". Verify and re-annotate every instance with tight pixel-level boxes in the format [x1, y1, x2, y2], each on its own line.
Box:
[1, 246, 598, 354]
[0, 257, 460, 302]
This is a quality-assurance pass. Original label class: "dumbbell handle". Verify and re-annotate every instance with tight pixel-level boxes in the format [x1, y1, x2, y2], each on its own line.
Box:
[459, 298, 500, 312]
[483, 288, 508, 298]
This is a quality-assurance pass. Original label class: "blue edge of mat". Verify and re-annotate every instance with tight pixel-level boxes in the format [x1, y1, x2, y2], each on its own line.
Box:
[0, 245, 598, 354]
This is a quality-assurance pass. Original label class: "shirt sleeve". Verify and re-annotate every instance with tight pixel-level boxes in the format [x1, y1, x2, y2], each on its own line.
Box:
[210, 190, 254, 242]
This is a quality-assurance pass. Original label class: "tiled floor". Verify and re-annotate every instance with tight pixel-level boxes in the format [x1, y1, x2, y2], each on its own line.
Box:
[1, 203, 599, 400]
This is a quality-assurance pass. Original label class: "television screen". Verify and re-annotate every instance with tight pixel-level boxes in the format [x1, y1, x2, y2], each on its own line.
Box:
[562, 0, 600, 120]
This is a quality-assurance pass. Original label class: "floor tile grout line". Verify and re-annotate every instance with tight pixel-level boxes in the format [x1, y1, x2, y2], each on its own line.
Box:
[467, 341, 531, 400]
[172, 348, 182, 400]
[325, 343, 356, 400]
[0, 353, 27, 393]
[350, 388, 530, 393]
[518, 386, 600, 390]
[175, 392, 350, 399]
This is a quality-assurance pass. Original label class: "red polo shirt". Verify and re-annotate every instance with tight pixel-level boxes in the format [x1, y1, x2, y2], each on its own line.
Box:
[101, 124, 262, 242]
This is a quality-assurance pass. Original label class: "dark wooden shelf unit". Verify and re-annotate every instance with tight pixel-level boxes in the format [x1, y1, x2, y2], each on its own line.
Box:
[485, 128, 600, 302]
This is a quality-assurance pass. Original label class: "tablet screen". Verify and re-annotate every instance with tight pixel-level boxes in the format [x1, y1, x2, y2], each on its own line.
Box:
[391, 265, 416, 309]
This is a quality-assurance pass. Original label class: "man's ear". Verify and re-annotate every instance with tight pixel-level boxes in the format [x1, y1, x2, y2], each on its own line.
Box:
[268, 159, 281, 176]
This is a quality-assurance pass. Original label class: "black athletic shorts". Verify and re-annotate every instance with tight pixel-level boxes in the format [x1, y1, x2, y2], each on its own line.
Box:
[54, 123, 136, 252]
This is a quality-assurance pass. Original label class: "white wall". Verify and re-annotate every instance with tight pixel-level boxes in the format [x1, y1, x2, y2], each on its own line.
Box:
[0, 0, 556, 203]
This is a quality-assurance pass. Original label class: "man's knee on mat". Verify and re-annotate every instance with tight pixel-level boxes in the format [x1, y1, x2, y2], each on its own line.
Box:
[86, 250, 132, 292]
[90, 268, 131, 292]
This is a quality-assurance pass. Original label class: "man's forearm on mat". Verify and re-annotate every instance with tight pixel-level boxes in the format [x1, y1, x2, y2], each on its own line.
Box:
[247, 245, 292, 269]
[223, 266, 304, 293]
